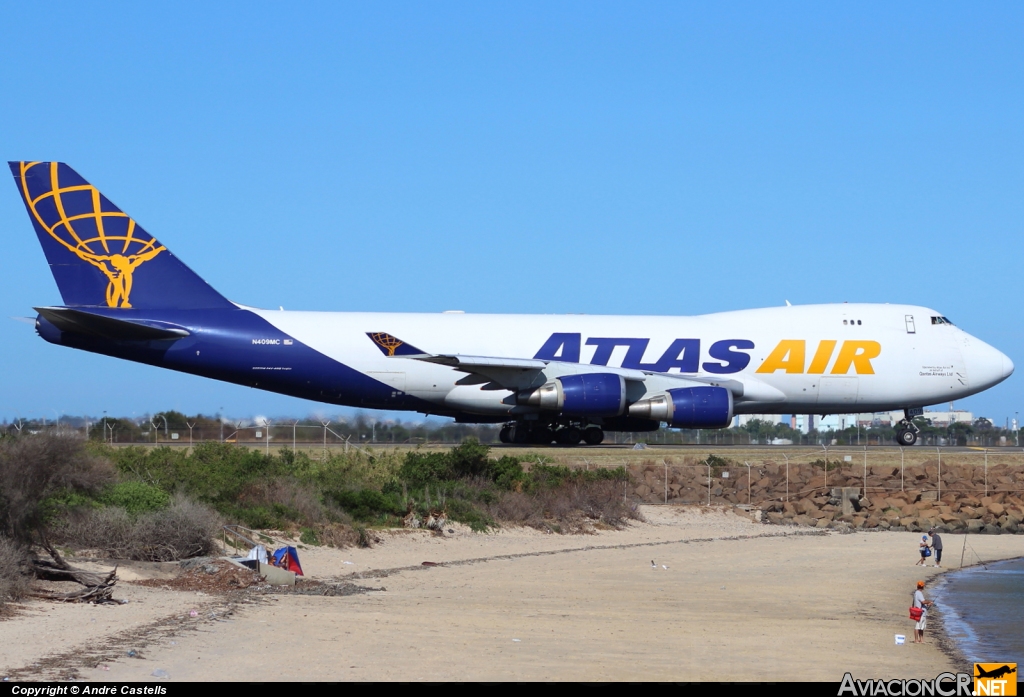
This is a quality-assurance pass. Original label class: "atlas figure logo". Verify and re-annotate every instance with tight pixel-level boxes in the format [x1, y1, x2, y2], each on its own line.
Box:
[16, 161, 165, 308]
[534, 333, 881, 375]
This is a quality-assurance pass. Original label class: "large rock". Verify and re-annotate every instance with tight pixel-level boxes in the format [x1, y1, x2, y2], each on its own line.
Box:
[798, 499, 819, 515]
[966, 519, 986, 533]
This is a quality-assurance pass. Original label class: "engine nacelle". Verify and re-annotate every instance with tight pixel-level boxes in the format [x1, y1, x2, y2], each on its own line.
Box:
[627, 386, 733, 428]
[518, 373, 626, 417]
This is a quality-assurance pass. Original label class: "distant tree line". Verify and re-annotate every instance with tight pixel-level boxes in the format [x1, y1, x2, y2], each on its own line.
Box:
[2, 410, 1021, 447]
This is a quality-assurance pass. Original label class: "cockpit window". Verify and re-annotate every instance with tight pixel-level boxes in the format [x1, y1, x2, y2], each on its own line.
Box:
[931, 316, 955, 326]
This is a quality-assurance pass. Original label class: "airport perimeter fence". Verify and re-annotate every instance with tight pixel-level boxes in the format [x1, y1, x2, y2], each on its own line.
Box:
[560, 448, 1024, 508]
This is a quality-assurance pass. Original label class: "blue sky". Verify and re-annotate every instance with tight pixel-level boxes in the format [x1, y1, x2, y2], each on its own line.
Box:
[1, 3, 1022, 424]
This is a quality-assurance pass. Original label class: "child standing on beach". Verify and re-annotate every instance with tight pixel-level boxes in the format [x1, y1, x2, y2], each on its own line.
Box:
[916, 535, 931, 566]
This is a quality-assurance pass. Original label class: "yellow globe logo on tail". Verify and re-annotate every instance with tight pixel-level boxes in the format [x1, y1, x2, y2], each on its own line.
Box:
[18, 161, 165, 308]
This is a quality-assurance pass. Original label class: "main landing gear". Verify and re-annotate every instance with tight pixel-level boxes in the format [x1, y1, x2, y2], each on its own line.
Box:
[499, 421, 605, 446]
[894, 409, 921, 446]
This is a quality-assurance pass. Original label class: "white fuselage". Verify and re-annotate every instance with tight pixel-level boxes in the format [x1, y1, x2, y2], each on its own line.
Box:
[248, 303, 1013, 418]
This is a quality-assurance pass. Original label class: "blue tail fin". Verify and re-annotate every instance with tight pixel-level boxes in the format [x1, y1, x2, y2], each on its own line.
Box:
[9, 161, 233, 309]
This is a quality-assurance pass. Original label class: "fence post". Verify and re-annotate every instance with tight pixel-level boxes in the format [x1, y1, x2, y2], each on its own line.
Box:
[822, 444, 829, 490]
[783, 454, 790, 502]
[663, 459, 668, 504]
[860, 446, 868, 495]
[983, 449, 988, 496]
[744, 461, 752, 505]
[936, 446, 941, 501]
[705, 459, 711, 506]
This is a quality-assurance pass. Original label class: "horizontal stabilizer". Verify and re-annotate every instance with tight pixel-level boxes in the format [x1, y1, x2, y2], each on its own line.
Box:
[35, 306, 190, 341]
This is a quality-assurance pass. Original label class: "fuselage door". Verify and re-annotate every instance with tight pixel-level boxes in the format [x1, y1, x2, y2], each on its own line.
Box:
[905, 315, 916, 334]
[818, 376, 859, 408]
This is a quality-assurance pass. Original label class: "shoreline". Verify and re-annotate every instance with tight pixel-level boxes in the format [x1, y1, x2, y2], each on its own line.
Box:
[928, 554, 1024, 671]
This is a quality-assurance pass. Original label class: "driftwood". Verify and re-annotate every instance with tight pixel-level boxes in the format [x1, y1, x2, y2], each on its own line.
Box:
[27, 541, 118, 603]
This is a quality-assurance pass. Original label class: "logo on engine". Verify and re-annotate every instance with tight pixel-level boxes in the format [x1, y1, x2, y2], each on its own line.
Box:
[18, 161, 165, 308]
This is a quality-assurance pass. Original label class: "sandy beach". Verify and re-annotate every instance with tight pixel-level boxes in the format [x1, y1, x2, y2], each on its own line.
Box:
[1, 507, 1020, 682]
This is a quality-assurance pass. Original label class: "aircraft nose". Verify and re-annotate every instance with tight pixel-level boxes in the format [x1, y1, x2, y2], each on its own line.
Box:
[965, 337, 1014, 389]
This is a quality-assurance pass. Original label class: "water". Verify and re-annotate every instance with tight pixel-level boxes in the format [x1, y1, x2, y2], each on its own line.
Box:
[932, 556, 1024, 663]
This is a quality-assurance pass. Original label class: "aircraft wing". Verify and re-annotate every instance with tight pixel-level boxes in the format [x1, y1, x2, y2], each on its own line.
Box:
[366, 332, 748, 396]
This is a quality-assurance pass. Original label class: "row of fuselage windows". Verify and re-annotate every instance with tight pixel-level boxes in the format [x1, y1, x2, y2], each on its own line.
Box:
[843, 319, 862, 325]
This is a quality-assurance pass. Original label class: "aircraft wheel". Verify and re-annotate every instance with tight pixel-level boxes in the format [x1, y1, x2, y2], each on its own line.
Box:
[583, 427, 605, 446]
[530, 427, 555, 445]
[563, 426, 582, 446]
[499, 426, 512, 444]
[896, 429, 918, 447]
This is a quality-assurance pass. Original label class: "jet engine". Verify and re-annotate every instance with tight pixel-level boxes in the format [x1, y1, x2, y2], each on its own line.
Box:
[518, 373, 626, 417]
[626, 386, 733, 428]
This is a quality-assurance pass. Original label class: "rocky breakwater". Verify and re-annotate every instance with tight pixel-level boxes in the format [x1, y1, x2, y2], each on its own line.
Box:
[624, 458, 1024, 534]
[763, 491, 1024, 533]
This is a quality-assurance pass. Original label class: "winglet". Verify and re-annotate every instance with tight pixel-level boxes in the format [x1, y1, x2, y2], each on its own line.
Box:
[366, 332, 427, 357]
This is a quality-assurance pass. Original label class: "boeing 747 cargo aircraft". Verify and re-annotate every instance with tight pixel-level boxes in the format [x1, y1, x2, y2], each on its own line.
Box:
[9, 162, 1014, 445]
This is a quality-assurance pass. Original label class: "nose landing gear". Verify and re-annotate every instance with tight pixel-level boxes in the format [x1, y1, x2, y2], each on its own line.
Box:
[896, 427, 918, 446]
[894, 408, 922, 446]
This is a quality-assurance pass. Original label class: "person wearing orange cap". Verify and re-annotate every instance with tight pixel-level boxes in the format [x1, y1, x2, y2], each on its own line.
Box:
[912, 580, 933, 643]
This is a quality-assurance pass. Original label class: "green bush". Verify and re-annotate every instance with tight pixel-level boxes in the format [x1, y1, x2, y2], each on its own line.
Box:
[101, 481, 171, 515]
[489, 456, 525, 490]
[330, 489, 405, 522]
[399, 452, 452, 486]
[448, 439, 491, 478]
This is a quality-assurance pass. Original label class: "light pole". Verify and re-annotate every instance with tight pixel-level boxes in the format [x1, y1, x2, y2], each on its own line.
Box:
[220, 407, 224, 442]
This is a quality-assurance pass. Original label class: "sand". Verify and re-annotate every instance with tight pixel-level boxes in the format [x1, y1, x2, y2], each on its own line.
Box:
[1, 507, 1020, 682]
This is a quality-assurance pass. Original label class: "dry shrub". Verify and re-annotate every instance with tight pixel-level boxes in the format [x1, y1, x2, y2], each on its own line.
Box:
[236, 478, 327, 524]
[0, 536, 32, 609]
[0, 434, 113, 545]
[486, 480, 640, 530]
[53, 496, 221, 561]
[307, 522, 360, 548]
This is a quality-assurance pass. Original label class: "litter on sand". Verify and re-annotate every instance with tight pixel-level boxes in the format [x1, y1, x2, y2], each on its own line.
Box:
[895, 635, 906, 645]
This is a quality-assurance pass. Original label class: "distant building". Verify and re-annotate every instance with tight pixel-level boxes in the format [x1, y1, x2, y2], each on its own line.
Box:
[920, 410, 973, 426]
[732, 408, 978, 434]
